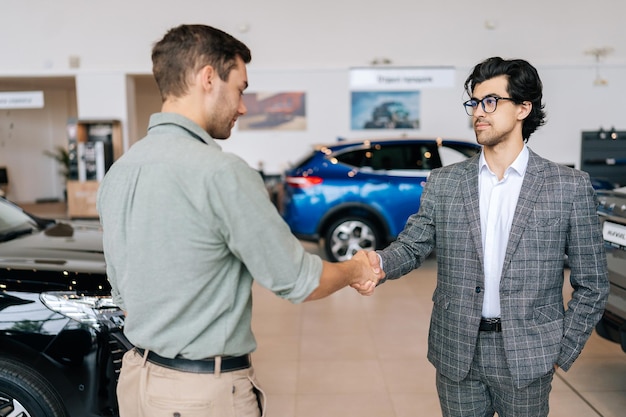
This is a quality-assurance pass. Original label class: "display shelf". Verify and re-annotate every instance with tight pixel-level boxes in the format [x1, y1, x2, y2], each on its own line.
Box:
[66, 120, 121, 218]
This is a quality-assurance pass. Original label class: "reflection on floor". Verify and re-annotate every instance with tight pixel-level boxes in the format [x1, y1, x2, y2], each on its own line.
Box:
[251, 243, 626, 417]
[21, 202, 626, 417]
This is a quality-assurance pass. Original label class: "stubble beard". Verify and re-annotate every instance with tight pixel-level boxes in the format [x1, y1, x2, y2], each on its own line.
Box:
[208, 125, 232, 140]
[474, 121, 506, 148]
[206, 108, 235, 140]
[476, 131, 501, 147]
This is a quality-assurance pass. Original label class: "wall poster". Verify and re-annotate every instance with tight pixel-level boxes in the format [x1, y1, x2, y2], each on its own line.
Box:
[238, 91, 306, 131]
[349, 67, 455, 131]
[351, 91, 420, 130]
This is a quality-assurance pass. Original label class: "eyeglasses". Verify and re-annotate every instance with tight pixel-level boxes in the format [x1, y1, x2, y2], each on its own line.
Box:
[463, 96, 517, 116]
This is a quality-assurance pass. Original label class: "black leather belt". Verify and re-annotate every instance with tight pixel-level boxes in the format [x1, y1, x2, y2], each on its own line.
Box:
[134, 348, 251, 374]
[479, 317, 502, 332]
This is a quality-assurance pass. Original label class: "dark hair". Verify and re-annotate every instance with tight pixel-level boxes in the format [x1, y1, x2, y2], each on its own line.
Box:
[464, 57, 546, 141]
[151, 24, 252, 101]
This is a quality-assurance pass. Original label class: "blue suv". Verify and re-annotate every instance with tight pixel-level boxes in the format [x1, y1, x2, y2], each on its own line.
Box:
[281, 137, 482, 261]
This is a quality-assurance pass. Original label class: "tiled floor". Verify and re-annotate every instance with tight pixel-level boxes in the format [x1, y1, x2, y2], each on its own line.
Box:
[22, 201, 626, 417]
[251, 242, 626, 417]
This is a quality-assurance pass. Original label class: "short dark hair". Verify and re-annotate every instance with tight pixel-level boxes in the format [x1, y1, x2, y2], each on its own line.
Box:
[464, 57, 546, 141]
[151, 24, 252, 101]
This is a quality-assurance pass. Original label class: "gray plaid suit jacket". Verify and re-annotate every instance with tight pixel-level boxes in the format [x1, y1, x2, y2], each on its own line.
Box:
[379, 148, 609, 388]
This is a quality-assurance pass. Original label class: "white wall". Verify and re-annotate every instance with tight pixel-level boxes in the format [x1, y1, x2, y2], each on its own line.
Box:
[222, 65, 626, 174]
[1, 1, 625, 202]
[2, 63, 624, 203]
[75, 72, 131, 150]
[0, 89, 74, 202]
[0, 1, 624, 70]
[532, 66, 626, 167]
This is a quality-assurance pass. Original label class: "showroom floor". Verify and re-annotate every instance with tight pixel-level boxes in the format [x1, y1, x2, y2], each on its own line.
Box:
[24, 202, 626, 417]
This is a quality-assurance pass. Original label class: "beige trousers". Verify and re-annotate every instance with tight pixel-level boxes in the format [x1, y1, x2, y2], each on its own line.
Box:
[117, 349, 266, 417]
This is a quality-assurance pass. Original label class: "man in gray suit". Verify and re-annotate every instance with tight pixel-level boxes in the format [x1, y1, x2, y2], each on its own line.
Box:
[357, 57, 609, 416]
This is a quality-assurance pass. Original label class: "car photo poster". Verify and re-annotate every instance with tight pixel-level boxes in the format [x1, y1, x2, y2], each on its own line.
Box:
[238, 92, 306, 131]
[349, 67, 454, 131]
[351, 91, 420, 130]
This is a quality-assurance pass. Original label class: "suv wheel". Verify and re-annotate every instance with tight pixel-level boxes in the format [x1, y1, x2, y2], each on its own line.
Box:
[324, 217, 382, 262]
[0, 358, 68, 417]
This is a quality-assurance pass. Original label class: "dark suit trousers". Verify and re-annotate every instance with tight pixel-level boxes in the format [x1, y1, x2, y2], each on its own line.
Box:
[435, 331, 554, 417]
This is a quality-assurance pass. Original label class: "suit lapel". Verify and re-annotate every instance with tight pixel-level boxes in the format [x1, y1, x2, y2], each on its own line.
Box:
[501, 150, 545, 273]
[460, 156, 484, 267]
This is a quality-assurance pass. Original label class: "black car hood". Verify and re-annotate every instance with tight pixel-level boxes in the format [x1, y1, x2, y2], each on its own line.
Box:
[0, 220, 105, 273]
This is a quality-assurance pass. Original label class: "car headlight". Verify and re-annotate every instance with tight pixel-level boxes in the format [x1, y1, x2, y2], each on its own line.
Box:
[40, 291, 121, 329]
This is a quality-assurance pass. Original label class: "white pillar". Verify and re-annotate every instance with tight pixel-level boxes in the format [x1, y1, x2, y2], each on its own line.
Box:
[75, 72, 130, 153]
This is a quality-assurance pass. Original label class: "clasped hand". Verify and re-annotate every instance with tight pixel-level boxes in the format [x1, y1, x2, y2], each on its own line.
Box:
[348, 250, 384, 296]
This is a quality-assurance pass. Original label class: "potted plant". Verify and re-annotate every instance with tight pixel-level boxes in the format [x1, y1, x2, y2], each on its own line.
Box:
[44, 146, 70, 178]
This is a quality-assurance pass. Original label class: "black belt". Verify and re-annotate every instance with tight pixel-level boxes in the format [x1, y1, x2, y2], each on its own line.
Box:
[134, 348, 251, 374]
[479, 317, 502, 332]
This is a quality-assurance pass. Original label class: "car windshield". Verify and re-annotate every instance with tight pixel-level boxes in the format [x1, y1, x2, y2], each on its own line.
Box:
[439, 143, 481, 166]
[442, 142, 481, 158]
[0, 199, 38, 241]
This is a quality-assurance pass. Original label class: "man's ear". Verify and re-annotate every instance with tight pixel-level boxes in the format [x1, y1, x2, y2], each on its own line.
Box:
[198, 65, 216, 92]
[517, 101, 532, 120]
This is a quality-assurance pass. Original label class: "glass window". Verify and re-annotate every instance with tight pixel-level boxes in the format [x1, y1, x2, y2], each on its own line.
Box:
[336, 149, 370, 168]
[439, 143, 481, 166]
[336, 143, 441, 171]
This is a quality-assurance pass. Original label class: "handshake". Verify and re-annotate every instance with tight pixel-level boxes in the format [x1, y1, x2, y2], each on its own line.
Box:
[309, 250, 385, 301]
[347, 250, 385, 296]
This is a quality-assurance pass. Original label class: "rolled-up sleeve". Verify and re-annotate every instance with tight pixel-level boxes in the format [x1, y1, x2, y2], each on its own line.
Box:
[211, 158, 322, 303]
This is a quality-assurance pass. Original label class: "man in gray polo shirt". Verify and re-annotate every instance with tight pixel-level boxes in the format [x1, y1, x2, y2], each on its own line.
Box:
[97, 24, 382, 417]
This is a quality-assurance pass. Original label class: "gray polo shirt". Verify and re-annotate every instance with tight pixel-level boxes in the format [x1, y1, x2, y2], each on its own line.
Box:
[97, 113, 322, 359]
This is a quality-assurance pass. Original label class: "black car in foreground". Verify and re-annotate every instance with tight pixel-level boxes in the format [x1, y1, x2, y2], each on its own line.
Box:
[0, 197, 131, 417]
[595, 187, 626, 353]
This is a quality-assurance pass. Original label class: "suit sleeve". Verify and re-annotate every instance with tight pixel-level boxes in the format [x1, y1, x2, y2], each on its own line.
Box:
[378, 169, 438, 281]
[558, 173, 609, 370]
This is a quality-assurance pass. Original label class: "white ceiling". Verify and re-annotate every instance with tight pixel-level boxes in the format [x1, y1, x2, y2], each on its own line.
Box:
[0, 0, 623, 75]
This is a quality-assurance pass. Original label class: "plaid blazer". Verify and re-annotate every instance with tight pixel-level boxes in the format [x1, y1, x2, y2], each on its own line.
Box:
[379, 149, 609, 388]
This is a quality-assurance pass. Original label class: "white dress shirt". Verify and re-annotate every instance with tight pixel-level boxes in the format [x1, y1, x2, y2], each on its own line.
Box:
[479, 146, 529, 318]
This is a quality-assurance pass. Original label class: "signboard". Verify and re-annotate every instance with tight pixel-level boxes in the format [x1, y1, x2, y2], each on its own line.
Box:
[603, 221, 626, 249]
[0, 91, 44, 109]
[350, 67, 455, 91]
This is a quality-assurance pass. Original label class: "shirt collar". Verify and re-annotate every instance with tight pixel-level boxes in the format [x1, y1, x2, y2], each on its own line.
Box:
[148, 112, 219, 148]
[479, 145, 529, 177]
